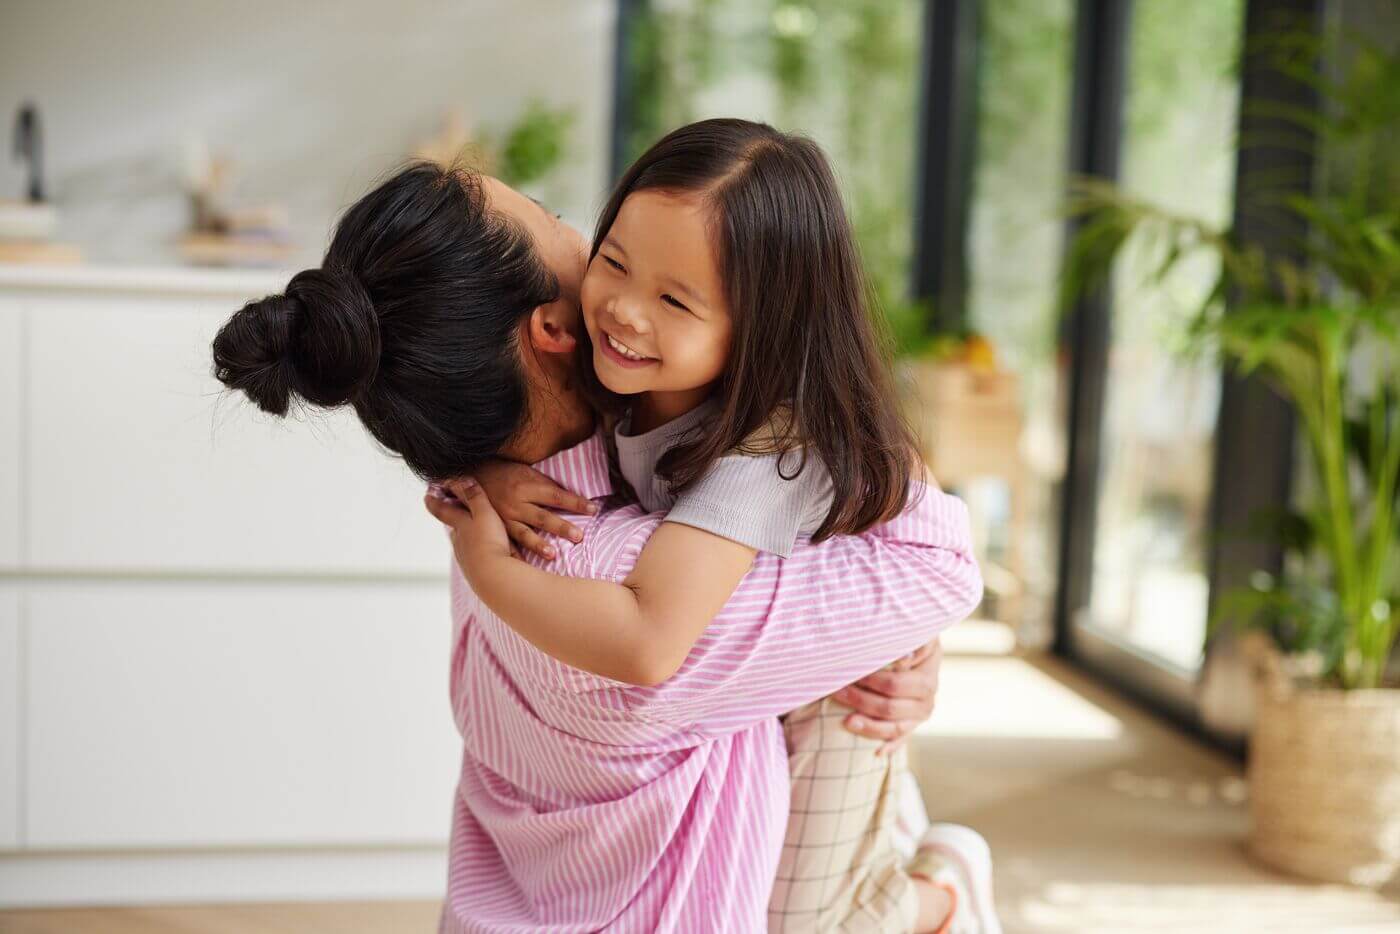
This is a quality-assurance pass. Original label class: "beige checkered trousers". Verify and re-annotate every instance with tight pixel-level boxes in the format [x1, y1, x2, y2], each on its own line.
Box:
[767, 695, 918, 932]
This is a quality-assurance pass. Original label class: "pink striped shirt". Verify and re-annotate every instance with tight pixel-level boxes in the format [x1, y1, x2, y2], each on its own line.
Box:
[440, 432, 981, 933]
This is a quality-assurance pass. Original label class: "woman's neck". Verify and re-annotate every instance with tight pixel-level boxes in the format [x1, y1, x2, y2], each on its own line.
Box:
[631, 385, 714, 434]
[500, 347, 598, 463]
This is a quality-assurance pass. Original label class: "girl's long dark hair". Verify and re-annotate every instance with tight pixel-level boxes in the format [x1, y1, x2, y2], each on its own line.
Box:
[211, 162, 559, 481]
[586, 118, 916, 540]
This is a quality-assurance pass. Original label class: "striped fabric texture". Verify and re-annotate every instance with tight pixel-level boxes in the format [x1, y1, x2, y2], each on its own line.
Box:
[440, 431, 981, 933]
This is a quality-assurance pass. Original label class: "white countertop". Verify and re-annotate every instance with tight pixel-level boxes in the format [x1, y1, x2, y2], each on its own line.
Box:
[0, 263, 292, 296]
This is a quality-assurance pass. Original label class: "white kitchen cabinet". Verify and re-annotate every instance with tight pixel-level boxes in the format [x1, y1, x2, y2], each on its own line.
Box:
[2, 266, 464, 902]
[26, 294, 448, 575]
[0, 589, 19, 849]
[26, 581, 459, 849]
[0, 301, 21, 568]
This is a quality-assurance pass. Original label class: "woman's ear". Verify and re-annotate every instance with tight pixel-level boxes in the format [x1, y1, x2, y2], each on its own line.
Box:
[527, 304, 578, 356]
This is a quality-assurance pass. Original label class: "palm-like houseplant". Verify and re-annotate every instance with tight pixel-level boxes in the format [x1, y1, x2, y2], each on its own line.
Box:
[1061, 28, 1400, 885]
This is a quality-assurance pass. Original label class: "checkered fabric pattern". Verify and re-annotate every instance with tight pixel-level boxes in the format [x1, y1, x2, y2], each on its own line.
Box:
[768, 695, 919, 932]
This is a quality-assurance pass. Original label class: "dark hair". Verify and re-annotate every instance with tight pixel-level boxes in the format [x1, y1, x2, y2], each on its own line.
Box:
[212, 162, 558, 481]
[585, 118, 915, 540]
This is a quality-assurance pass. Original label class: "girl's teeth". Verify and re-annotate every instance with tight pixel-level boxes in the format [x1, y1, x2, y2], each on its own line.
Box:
[607, 334, 647, 360]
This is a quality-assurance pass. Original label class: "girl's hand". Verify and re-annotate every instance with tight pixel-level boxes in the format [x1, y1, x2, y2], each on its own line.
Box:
[425, 478, 513, 589]
[475, 460, 598, 561]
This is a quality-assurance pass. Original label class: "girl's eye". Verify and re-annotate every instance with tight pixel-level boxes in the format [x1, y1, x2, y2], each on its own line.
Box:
[661, 294, 690, 312]
[603, 256, 626, 273]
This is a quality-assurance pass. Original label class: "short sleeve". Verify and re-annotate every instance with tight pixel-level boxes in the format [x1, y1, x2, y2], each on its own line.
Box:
[664, 451, 830, 557]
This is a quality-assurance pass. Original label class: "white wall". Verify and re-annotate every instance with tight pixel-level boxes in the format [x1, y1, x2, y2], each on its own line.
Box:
[0, 0, 616, 266]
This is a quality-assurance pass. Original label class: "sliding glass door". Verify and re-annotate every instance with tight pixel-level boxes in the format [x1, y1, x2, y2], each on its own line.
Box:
[1077, 0, 1246, 675]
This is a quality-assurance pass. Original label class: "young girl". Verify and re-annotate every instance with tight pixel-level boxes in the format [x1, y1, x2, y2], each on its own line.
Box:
[449, 120, 999, 933]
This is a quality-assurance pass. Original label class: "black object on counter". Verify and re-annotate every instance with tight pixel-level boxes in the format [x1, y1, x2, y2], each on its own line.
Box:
[13, 102, 44, 203]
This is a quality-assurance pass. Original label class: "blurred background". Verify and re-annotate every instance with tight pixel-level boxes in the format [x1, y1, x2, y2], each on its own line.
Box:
[1, 1, 1398, 931]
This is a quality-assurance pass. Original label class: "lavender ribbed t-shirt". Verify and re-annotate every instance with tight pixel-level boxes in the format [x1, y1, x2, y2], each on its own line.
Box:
[614, 402, 833, 557]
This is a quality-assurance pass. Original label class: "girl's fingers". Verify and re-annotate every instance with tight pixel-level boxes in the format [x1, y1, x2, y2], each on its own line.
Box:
[424, 491, 470, 530]
[527, 507, 584, 544]
[506, 521, 557, 561]
[442, 477, 513, 556]
[539, 483, 598, 516]
[424, 492, 449, 524]
[443, 476, 481, 502]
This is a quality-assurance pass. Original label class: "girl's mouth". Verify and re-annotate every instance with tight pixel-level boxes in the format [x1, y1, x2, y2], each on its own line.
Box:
[599, 331, 658, 368]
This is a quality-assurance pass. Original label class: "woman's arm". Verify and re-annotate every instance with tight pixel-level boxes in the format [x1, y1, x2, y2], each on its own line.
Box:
[428, 480, 753, 686]
[633, 481, 981, 732]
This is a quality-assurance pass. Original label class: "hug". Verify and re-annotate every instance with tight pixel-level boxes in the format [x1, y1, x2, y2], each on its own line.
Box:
[213, 118, 997, 933]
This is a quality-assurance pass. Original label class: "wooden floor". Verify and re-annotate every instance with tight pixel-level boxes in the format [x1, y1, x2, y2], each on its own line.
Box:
[3, 623, 1399, 933]
[909, 624, 1400, 932]
[0, 901, 442, 934]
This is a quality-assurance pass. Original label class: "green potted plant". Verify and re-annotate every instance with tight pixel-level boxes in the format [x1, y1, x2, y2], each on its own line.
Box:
[1061, 29, 1400, 886]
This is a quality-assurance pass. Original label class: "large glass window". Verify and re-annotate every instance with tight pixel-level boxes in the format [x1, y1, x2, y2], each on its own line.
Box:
[965, 0, 1077, 642]
[1081, 0, 1246, 672]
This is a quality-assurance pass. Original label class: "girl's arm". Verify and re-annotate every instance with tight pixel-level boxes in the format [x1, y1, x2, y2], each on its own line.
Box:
[433, 478, 753, 687]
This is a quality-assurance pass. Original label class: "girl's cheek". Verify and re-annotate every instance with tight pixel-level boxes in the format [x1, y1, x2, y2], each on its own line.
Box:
[686, 334, 727, 384]
[709, 323, 733, 370]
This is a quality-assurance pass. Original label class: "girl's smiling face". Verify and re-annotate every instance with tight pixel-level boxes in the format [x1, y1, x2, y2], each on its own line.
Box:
[580, 189, 733, 425]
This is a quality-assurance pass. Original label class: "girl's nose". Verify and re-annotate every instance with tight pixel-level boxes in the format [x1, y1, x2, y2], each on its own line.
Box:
[607, 294, 648, 334]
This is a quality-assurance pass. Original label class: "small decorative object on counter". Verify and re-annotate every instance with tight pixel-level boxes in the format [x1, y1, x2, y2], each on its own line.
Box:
[177, 137, 296, 267]
[1, 101, 82, 264]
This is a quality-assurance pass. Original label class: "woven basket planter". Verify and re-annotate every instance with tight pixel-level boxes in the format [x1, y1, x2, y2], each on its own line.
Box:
[1249, 662, 1400, 887]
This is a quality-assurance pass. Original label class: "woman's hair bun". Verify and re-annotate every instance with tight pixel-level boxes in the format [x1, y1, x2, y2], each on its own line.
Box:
[212, 267, 381, 416]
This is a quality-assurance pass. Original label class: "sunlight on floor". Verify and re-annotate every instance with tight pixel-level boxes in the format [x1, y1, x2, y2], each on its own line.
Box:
[1023, 879, 1400, 933]
[909, 620, 1400, 933]
[915, 655, 1124, 740]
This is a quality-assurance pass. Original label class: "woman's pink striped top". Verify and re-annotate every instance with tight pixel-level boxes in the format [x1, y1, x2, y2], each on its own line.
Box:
[440, 432, 981, 933]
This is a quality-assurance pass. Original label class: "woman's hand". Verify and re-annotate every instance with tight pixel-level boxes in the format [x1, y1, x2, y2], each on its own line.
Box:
[424, 478, 514, 589]
[474, 461, 597, 561]
[832, 637, 943, 755]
